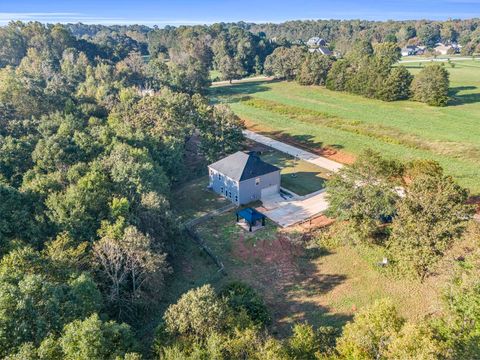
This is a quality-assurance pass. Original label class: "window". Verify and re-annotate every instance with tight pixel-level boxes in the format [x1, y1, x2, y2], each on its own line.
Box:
[229, 191, 232, 198]
[235, 195, 238, 202]
[255, 177, 260, 185]
[220, 187, 223, 192]
[218, 174, 221, 180]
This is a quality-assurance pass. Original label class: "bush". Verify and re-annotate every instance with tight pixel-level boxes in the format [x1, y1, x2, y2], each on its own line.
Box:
[220, 282, 271, 327]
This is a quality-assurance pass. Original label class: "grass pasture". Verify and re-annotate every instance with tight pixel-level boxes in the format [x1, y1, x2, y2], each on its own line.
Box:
[210, 60, 480, 193]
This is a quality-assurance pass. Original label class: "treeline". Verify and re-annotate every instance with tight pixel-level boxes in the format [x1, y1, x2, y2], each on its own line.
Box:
[147, 24, 275, 82]
[249, 18, 480, 54]
[0, 22, 244, 358]
[264, 42, 450, 106]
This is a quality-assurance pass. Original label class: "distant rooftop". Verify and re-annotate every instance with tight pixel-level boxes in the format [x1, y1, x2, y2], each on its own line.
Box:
[209, 151, 280, 182]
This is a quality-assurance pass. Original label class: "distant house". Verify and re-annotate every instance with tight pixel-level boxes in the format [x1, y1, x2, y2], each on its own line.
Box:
[307, 37, 327, 47]
[401, 45, 417, 56]
[308, 46, 333, 56]
[434, 43, 460, 55]
[401, 45, 423, 56]
[208, 151, 281, 205]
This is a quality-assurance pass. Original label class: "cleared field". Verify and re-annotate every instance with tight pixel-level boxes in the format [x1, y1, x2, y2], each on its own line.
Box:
[210, 60, 480, 193]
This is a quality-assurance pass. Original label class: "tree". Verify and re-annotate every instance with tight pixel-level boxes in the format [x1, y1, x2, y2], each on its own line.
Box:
[389, 167, 474, 280]
[386, 321, 447, 360]
[0, 247, 102, 357]
[263, 46, 305, 80]
[326, 150, 403, 240]
[93, 225, 170, 318]
[336, 299, 404, 359]
[197, 104, 245, 163]
[378, 66, 413, 101]
[326, 59, 351, 91]
[220, 282, 271, 327]
[411, 64, 450, 106]
[440, 224, 480, 358]
[297, 53, 334, 86]
[59, 314, 138, 360]
[163, 284, 227, 340]
[373, 42, 401, 68]
[418, 23, 441, 48]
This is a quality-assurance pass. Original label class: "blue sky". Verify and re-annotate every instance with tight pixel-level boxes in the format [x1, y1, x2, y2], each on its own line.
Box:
[1, 0, 479, 26]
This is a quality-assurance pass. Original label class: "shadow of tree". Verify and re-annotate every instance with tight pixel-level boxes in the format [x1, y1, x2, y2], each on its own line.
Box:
[449, 86, 480, 106]
[209, 81, 273, 104]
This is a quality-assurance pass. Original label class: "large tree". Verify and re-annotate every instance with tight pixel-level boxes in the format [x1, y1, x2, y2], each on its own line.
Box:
[411, 64, 450, 106]
[389, 167, 474, 280]
[326, 150, 403, 240]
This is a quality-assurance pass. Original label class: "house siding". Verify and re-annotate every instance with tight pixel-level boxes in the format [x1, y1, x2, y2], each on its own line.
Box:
[238, 170, 281, 205]
[208, 167, 281, 206]
[208, 167, 240, 205]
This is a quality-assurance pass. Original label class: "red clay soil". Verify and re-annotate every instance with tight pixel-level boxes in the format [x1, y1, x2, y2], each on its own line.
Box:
[244, 119, 356, 165]
[296, 215, 335, 231]
[467, 196, 480, 215]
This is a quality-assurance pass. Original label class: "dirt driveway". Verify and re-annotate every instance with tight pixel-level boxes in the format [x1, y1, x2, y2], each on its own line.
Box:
[261, 190, 329, 227]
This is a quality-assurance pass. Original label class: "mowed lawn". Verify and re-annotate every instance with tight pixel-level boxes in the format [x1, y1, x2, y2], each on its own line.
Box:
[260, 149, 329, 196]
[210, 60, 480, 193]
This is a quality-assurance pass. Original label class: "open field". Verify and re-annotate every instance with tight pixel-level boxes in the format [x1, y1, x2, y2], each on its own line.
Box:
[163, 176, 446, 336]
[210, 60, 480, 193]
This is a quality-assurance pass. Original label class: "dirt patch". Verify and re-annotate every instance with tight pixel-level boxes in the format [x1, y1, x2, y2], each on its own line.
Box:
[467, 196, 480, 215]
[244, 118, 356, 165]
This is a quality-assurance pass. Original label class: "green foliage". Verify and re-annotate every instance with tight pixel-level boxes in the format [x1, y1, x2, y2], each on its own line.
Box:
[0, 246, 102, 357]
[197, 104, 245, 162]
[264, 46, 305, 80]
[60, 314, 137, 360]
[326, 149, 402, 240]
[297, 53, 335, 86]
[411, 64, 450, 106]
[389, 167, 474, 280]
[377, 66, 413, 101]
[385, 321, 447, 360]
[287, 323, 337, 359]
[336, 299, 405, 359]
[440, 224, 480, 358]
[220, 282, 271, 327]
[163, 284, 228, 340]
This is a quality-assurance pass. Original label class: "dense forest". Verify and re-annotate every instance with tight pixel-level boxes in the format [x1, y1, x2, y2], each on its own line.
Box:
[0, 19, 479, 359]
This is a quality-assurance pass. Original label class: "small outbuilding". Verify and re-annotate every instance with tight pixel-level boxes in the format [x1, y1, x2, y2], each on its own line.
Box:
[236, 207, 266, 232]
[208, 151, 281, 205]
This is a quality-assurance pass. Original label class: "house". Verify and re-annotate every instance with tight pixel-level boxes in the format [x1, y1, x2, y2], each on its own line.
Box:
[208, 151, 281, 205]
[401, 45, 418, 56]
[434, 43, 459, 55]
[308, 46, 333, 56]
[307, 37, 327, 47]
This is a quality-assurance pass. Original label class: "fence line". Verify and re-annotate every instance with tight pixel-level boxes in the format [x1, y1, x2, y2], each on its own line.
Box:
[182, 203, 235, 275]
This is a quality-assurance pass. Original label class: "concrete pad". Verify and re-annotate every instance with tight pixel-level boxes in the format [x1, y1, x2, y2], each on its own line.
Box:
[263, 191, 329, 228]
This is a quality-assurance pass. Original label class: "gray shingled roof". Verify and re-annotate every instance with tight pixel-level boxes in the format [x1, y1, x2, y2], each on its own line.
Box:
[209, 151, 280, 182]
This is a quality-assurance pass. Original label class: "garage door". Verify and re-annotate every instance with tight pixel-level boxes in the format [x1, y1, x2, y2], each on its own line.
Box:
[261, 185, 279, 199]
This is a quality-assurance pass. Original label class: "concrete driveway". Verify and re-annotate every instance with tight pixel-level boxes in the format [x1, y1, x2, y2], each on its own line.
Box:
[262, 190, 329, 228]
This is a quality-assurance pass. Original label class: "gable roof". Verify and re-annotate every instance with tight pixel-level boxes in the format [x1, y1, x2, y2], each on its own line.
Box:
[209, 151, 280, 182]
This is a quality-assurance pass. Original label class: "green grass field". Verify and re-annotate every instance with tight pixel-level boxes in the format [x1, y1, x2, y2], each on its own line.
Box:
[260, 149, 329, 196]
[210, 60, 480, 193]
